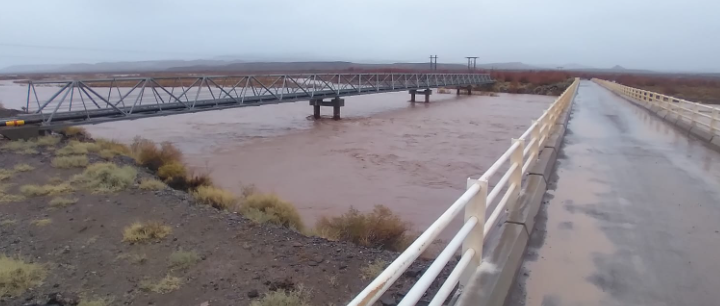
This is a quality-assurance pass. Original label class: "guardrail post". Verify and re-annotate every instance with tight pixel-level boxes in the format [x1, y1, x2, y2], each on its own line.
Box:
[711, 108, 718, 134]
[692, 102, 699, 125]
[461, 178, 487, 286]
[530, 120, 540, 158]
[510, 139, 525, 192]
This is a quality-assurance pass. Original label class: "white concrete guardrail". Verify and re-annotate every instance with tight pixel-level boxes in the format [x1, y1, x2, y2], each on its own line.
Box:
[348, 78, 580, 306]
[593, 78, 719, 136]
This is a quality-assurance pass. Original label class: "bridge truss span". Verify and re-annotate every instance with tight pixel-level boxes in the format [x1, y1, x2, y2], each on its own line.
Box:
[10, 72, 492, 127]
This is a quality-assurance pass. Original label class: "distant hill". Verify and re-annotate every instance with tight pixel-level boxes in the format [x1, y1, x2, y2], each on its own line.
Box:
[0, 58, 664, 75]
[0, 59, 243, 74]
[0, 59, 546, 74]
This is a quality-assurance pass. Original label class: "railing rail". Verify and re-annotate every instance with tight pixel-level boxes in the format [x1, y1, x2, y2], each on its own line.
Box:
[593, 79, 719, 135]
[348, 78, 580, 306]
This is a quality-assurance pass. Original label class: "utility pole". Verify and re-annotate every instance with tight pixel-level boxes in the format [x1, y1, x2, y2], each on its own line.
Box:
[466, 57, 478, 72]
[429, 55, 438, 70]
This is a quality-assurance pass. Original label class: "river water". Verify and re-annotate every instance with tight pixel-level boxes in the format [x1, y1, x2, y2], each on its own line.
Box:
[1, 80, 554, 235]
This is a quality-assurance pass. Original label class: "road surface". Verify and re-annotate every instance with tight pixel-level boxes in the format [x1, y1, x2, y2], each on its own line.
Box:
[508, 81, 720, 306]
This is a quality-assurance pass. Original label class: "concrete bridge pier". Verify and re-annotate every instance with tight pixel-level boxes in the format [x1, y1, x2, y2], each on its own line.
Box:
[409, 89, 432, 103]
[310, 97, 345, 120]
[456, 86, 472, 95]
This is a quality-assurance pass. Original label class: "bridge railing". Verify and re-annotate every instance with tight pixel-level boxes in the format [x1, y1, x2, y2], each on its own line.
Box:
[348, 78, 580, 306]
[594, 79, 719, 135]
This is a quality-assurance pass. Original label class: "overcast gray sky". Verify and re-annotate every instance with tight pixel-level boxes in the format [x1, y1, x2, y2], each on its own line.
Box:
[1, 0, 718, 72]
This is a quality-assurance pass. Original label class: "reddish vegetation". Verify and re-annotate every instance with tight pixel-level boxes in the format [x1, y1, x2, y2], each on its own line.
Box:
[596, 74, 720, 104]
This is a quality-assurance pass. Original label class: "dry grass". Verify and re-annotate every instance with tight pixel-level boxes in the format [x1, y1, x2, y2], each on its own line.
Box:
[55, 141, 99, 156]
[138, 178, 166, 190]
[314, 205, 412, 251]
[35, 135, 61, 147]
[0, 220, 17, 226]
[0, 184, 25, 204]
[168, 250, 200, 271]
[0, 169, 11, 181]
[1, 140, 38, 154]
[241, 193, 304, 231]
[0, 255, 46, 297]
[31, 218, 52, 227]
[78, 297, 112, 306]
[139, 275, 182, 294]
[13, 164, 35, 172]
[192, 185, 238, 210]
[361, 259, 387, 280]
[250, 286, 311, 306]
[116, 253, 147, 265]
[20, 183, 74, 197]
[71, 162, 137, 192]
[122, 221, 172, 243]
[96, 139, 132, 157]
[51, 155, 89, 168]
[49, 196, 79, 208]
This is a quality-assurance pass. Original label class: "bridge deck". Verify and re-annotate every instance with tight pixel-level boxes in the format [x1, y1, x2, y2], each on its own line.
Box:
[508, 81, 720, 306]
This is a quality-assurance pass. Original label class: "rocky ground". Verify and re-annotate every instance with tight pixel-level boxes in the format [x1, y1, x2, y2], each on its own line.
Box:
[0, 136, 455, 306]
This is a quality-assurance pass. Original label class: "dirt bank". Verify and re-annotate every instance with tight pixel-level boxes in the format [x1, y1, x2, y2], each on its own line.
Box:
[475, 79, 574, 96]
[0, 136, 453, 306]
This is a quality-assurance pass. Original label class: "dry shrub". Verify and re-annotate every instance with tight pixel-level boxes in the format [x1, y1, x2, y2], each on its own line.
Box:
[35, 135, 61, 147]
[1, 140, 38, 154]
[123, 221, 172, 243]
[31, 219, 52, 227]
[20, 183, 74, 197]
[13, 164, 34, 172]
[139, 275, 182, 294]
[131, 138, 182, 171]
[0, 255, 46, 297]
[361, 259, 388, 280]
[168, 250, 200, 271]
[192, 185, 237, 210]
[62, 126, 91, 139]
[96, 139, 131, 157]
[250, 287, 311, 306]
[0, 185, 25, 203]
[0, 220, 17, 226]
[49, 197, 78, 208]
[165, 172, 213, 191]
[158, 162, 186, 181]
[55, 141, 99, 156]
[314, 205, 412, 251]
[51, 155, 89, 168]
[78, 298, 112, 306]
[71, 162, 137, 192]
[116, 253, 147, 265]
[0, 169, 11, 181]
[241, 193, 304, 231]
[138, 178, 166, 191]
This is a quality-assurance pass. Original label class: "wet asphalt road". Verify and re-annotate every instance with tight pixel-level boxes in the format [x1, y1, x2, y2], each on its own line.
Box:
[507, 81, 720, 306]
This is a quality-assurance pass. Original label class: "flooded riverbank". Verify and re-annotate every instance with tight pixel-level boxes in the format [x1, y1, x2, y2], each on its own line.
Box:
[1, 80, 553, 234]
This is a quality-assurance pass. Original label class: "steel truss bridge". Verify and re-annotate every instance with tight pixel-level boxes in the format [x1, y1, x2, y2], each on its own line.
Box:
[2, 73, 493, 127]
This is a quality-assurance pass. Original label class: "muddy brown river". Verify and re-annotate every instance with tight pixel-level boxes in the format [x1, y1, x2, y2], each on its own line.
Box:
[1, 81, 554, 235]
